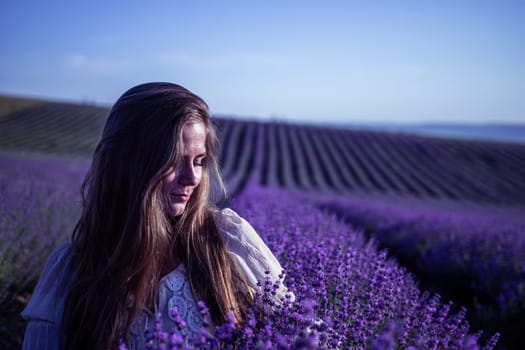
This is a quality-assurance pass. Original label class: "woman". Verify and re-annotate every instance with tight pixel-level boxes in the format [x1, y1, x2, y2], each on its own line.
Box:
[21, 82, 289, 349]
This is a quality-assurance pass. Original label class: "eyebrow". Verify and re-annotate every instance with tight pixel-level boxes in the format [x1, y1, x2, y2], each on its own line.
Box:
[183, 152, 206, 159]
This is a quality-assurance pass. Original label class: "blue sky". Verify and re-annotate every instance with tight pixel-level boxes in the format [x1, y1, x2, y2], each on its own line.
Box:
[1, 0, 524, 124]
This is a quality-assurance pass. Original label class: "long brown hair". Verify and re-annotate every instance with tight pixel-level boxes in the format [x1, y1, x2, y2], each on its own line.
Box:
[62, 82, 254, 349]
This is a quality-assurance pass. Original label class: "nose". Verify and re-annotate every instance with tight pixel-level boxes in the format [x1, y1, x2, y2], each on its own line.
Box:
[177, 162, 199, 186]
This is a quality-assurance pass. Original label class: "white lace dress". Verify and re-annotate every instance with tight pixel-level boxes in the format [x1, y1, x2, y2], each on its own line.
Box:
[126, 264, 204, 348]
[21, 208, 290, 350]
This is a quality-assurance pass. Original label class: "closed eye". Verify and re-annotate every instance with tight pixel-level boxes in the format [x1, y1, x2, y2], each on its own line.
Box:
[194, 156, 206, 167]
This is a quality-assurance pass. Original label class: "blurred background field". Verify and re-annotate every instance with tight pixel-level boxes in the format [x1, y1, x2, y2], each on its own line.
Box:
[2, 1, 524, 348]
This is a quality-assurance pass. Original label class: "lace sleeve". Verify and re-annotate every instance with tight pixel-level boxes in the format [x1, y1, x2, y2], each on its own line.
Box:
[213, 208, 293, 304]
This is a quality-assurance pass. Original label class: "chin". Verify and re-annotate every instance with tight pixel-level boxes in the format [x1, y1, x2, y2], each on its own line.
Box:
[170, 204, 186, 217]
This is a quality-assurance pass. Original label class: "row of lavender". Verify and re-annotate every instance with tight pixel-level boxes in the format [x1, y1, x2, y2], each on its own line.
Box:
[0, 102, 107, 156]
[216, 119, 525, 205]
[0, 155, 499, 349]
[314, 194, 525, 348]
[2, 102, 525, 205]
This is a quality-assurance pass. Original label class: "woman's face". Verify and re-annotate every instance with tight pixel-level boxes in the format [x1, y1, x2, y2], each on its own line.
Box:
[162, 121, 207, 216]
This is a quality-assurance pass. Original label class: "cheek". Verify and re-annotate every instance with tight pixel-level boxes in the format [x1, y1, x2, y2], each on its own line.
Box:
[196, 167, 206, 186]
[161, 172, 176, 190]
[196, 169, 203, 184]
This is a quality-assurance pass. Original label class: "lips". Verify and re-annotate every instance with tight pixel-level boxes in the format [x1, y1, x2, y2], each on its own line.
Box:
[170, 193, 189, 202]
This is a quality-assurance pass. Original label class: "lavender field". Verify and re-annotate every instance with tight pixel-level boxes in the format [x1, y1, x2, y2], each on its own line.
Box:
[315, 195, 525, 344]
[1, 98, 525, 349]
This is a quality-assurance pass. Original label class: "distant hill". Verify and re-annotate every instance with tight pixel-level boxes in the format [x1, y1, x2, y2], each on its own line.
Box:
[1, 94, 524, 206]
[0, 94, 48, 119]
[0, 97, 108, 156]
[338, 122, 525, 144]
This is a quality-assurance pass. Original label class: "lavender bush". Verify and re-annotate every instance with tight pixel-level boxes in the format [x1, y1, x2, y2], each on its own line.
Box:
[317, 195, 525, 348]
[0, 154, 87, 348]
[0, 154, 87, 305]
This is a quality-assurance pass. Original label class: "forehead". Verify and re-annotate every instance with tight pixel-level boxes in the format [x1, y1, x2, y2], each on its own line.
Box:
[181, 121, 206, 153]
